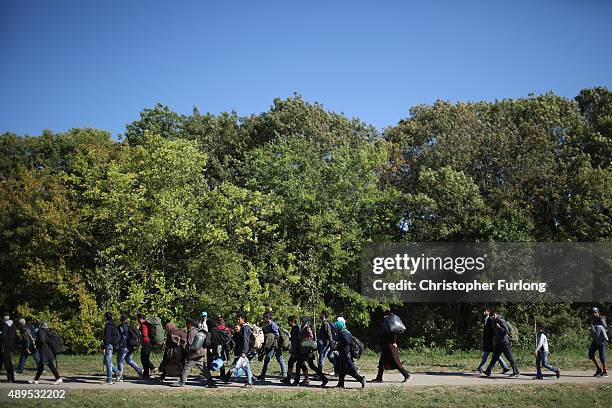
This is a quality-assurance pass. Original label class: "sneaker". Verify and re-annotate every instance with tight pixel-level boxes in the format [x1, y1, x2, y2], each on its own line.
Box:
[116, 371, 123, 382]
[510, 372, 520, 378]
[28, 380, 38, 384]
[170, 381, 185, 387]
[53, 378, 63, 385]
[481, 371, 492, 377]
[472, 369, 483, 375]
[502, 368, 510, 374]
[242, 383, 253, 388]
[600, 371, 609, 378]
[403, 374, 412, 383]
[594, 368, 603, 377]
[556, 369, 561, 379]
[369, 378, 383, 383]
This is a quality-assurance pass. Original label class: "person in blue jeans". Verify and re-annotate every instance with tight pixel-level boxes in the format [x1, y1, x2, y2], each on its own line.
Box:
[533, 323, 560, 379]
[116, 315, 142, 381]
[223, 314, 255, 387]
[102, 312, 120, 384]
[257, 312, 287, 380]
[474, 308, 509, 374]
[16, 319, 40, 374]
[317, 310, 335, 374]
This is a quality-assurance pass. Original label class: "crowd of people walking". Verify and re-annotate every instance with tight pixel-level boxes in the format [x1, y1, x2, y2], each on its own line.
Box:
[0, 307, 609, 387]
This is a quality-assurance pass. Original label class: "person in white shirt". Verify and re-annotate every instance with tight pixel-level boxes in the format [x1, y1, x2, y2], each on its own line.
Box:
[534, 322, 560, 379]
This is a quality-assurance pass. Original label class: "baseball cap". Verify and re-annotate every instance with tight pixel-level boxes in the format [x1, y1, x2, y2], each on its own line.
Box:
[200, 311, 208, 317]
[592, 307, 600, 313]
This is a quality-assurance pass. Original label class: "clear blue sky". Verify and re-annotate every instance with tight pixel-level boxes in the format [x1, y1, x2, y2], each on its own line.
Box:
[1, 1, 611, 137]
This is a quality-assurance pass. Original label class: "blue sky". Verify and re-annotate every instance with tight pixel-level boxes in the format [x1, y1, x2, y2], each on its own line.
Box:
[1, 1, 611, 137]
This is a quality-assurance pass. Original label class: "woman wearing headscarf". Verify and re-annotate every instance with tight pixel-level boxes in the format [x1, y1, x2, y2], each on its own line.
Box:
[158, 322, 187, 381]
[293, 317, 328, 386]
[334, 319, 365, 388]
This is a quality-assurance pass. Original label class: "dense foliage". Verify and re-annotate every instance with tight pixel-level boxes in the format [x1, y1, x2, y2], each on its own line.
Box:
[1, 89, 610, 353]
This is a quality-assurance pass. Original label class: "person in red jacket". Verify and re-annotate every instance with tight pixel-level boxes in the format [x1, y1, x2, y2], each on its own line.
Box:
[137, 314, 155, 379]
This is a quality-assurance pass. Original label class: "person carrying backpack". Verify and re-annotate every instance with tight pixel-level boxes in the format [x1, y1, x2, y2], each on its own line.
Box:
[482, 311, 520, 378]
[0, 312, 17, 382]
[589, 307, 609, 377]
[474, 308, 509, 375]
[210, 316, 233, 378]
[137, 314, 156, 379]
[370, 312, 411, 383]
[334, 319, 365, 388]
[257, 312, 287, 381]
[102, 312, 120, 384]
[293, 317, 328, 387]
[27, 323, 63, 385]
[534, 322, 560, 380]
[116, 315, 143, 381]
[171, 319, 216, 388]
[222, 312, 255, 387]
[281, 316, 307, 384]
[158, 322, 188, 382]
[317, 310, 336, 374]
[16, 319, 40, 375]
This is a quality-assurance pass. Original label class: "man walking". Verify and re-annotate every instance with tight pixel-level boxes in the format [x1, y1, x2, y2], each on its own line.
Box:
[257, 312, 287, 381]
[474, 308, 509, 375]
[16, 319, 40, 374]
[0, 312, 16, 382]
[589, 307, 609, 377]
[102, 312, 120, 384]
[482, 311, 519, 378]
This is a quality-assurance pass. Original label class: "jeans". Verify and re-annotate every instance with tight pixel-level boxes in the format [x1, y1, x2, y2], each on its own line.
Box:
[477, 351, 508, 371]
[260, 347, 287, 377]
[118, 346, 142, 375]
[536, 351, 557, 377]
[17, 351, 40, 373]
[588, 340, 606, 362]
[103, 344, 119, 381]
[317, 339, 330, 372]
[226, 356, 254, 385]
[485, 343, 519, 375]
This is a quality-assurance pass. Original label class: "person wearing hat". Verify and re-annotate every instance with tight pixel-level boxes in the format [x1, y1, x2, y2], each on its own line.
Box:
[0, 312, 17, 382]
[589, 307, 609, 377]
[172, 318, 216, 387]
[197, 312, 208, 333]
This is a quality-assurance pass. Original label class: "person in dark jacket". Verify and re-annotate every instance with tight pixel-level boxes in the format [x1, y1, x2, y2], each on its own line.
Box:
[334, 319, 365, 388]
[281, 316, 307, 384]
[102, 312, 120, 384]
[474, 308, 509, 374]
[293, 317, 328, 387]
[589, 307, 608, 377]
[257, 312, 287, 381]
[0, 312, 16, 382]
[371, 313, 411, 383]
[137, 314, 155, 379]
[27, 323, 62, 385]
[116, 315, 142, 381]
[222, 313, 255, 387]
[317, 310, 335, 374]
[171, 319, 216, 387]
[482, 312, 519, 377]
[16, 319, 40, 374]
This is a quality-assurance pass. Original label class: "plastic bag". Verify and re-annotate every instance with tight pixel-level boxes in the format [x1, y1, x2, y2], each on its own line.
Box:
[383, 313, 406, 334]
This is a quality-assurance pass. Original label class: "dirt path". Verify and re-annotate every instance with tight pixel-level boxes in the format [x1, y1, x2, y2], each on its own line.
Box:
[1, 370, 610, 391]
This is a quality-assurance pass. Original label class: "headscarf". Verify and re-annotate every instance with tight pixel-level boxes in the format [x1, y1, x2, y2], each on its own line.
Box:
[335, 319, 348, 333]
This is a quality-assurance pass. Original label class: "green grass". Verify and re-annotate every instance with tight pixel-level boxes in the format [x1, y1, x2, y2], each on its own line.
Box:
[5, 384, 612, 408]
[10, 347, 593, 377]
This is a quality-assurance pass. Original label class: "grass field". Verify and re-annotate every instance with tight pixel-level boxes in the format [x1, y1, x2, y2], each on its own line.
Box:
[5, 384, 611, 408]
[9, 347, 593, 378]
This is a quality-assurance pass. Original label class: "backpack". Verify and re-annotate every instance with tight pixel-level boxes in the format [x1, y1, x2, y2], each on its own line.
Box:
[247, 324, 264, 350]
[147, 317, 165, 346]
[350, 335, 364, 360]
[278, 327, 291, 351]
[190, 332, 206, 352]
[109, 323, 121, 349]
[210, 328, 233, 352]
[127, 326, 142, 348]
[506, 321, 519, 342]
[48, 330, 64, 355]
